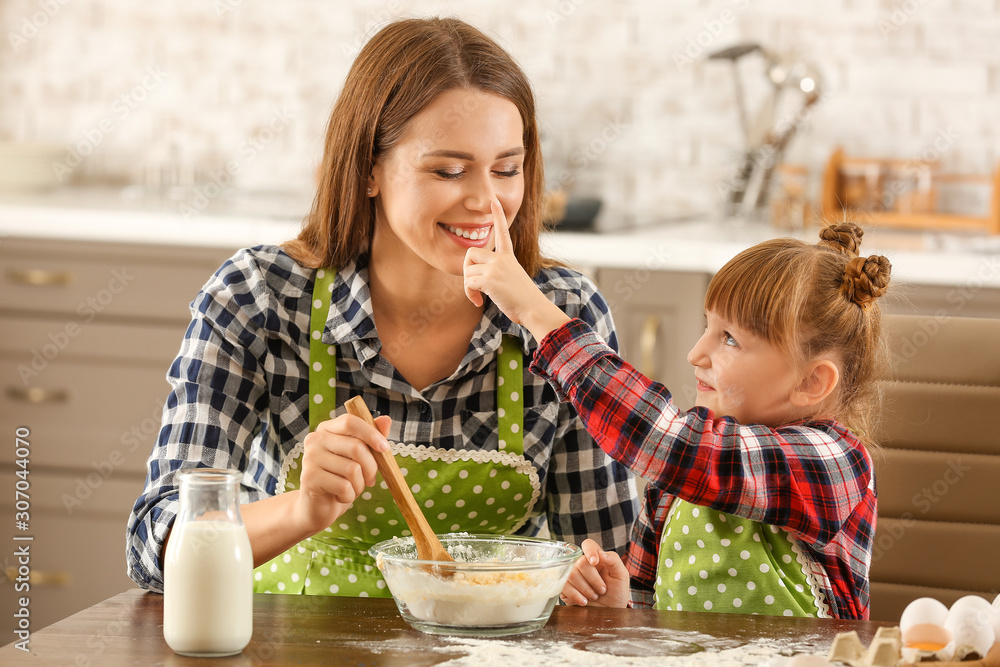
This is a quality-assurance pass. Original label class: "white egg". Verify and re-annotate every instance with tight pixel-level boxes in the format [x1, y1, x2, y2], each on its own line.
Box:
[944, 603, 996, 661]
[950, 594, 993, 615]
[900, 597, 949, 633]
[900, 622, 955, 662]
[993, 594, 1000, 644]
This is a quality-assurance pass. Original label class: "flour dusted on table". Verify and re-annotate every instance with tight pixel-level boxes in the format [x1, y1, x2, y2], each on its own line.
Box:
[426, 630, 830, 667]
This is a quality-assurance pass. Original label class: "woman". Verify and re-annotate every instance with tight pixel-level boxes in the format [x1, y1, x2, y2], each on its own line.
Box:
[126, 17, 637, 597]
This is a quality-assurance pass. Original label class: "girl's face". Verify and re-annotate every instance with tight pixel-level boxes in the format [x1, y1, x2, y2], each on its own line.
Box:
[686, 310, 803, 426]
[369, 88, 525, 277]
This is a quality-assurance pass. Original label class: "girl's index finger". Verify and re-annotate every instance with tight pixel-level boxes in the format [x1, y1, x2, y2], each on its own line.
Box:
[491, 198, 513, 254]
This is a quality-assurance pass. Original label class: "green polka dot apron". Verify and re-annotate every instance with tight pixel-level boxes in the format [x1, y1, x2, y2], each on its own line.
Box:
[253, 268, 540, 597]
[653, 498, 830, 617]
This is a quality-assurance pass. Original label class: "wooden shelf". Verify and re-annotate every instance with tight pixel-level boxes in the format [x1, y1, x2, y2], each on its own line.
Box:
[822, 147, 1000, 235]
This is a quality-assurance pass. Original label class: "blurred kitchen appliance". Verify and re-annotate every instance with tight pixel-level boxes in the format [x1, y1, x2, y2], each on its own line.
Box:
[708, 45, 822, 219]
[821, 148, 1000, 234]
[543, 189, 602, 232]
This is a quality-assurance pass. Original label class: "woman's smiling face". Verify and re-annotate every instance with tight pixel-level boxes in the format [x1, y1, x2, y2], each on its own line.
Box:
[369, 88, 525, 277]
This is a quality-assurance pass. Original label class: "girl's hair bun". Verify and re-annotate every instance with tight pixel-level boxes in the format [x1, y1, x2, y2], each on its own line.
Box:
[842, 254, 892, 309]
[818, 222, 864, 257]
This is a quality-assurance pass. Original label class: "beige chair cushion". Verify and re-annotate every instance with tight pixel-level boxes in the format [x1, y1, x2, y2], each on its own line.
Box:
[869, 314, 1000, 621]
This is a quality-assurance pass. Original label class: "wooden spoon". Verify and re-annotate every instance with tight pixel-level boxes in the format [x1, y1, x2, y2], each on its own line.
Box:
[344, 396, 454, 563]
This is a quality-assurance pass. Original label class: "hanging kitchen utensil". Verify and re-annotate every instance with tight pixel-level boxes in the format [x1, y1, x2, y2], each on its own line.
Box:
[746, 52, 788, 150]
[744, 90, 822, 212]
[707, 43, 761, 145]
[710, 45, 823, 218]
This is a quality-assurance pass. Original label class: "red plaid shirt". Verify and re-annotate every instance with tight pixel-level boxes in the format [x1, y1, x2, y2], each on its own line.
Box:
[530, 320, 876, 620]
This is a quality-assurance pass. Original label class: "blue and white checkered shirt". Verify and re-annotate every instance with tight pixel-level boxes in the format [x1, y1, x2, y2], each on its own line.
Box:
[126, 245, 638, 591]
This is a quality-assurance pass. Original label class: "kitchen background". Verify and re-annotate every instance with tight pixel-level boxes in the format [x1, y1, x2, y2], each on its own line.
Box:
[2, 0, 1000, 640]
[1, 0, 998, 230]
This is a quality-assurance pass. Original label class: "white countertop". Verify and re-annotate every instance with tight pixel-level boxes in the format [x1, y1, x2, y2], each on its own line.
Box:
[2, 187, 998, 288]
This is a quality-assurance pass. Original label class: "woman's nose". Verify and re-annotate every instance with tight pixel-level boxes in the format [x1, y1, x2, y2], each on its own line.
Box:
[464, 172, 496, 213]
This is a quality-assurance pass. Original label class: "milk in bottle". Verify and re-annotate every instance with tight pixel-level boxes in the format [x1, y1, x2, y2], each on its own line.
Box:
[164, 469, 253, 657]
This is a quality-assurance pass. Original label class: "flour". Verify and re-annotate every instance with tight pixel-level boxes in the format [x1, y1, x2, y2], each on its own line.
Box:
[376, 535, 570, 627]
[340, 622, 832, 666]
[387, 564, 563, 626]
[424, 628, 830, 667]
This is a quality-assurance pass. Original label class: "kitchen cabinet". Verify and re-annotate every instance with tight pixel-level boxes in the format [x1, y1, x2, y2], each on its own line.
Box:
[0, 237, 233, 636]
[594, 268, 709, 412]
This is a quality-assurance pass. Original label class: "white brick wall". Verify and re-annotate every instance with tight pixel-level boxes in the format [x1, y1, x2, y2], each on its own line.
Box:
[1, 0, 998, 230]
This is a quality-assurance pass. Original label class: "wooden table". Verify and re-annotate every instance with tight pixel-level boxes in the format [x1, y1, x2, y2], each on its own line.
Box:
[0, 589, 896, 666]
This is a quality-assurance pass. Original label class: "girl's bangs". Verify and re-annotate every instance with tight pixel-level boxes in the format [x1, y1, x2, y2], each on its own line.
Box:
[704, 240, 806, 347]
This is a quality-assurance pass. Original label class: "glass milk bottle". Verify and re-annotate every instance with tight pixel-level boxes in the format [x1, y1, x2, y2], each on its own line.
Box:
[164, 469, 253, 657]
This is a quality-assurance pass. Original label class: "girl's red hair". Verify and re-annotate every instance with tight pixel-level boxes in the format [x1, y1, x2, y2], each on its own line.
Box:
[705, 223, 892, 449]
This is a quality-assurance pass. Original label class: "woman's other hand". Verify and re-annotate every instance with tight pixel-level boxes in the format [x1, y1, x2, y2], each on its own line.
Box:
[560, 538, 630, 608]
[463, 198, 569, 342]
[293, 413, 392, 534]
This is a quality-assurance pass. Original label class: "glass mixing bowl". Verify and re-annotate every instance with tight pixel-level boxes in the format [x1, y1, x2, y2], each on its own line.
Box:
[369, 533, 582, 637]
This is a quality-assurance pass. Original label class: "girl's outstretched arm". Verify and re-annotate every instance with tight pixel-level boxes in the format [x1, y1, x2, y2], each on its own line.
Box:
[560, 539, 630, 608]
[530, 319, 873, 548]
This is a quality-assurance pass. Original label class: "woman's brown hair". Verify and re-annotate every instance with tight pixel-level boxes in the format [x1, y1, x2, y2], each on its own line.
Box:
[285, 17, 549, 275]
[704, 223, 892, 449]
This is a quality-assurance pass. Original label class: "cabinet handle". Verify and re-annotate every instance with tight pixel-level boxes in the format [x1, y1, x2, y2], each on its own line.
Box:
[6, 387, 70, 404]
[3, 566, 72, 588]
[5, 268, 74, 287]
[640, 315, 660, 378]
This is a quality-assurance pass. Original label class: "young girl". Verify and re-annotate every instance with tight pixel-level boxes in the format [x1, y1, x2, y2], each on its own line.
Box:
[465, 205, 890, 620]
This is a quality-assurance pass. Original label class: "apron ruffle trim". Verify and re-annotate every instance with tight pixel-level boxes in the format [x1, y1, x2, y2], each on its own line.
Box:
[787, 534, 833, 618]
[277, 440, 542, 533]
[277, 440, 302, 492]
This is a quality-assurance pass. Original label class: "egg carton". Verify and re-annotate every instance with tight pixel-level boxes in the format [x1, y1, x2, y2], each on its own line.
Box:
[824, 593, 1000, 667]
[898, 594, 1000, 662]
[827, 627, 901, 667]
